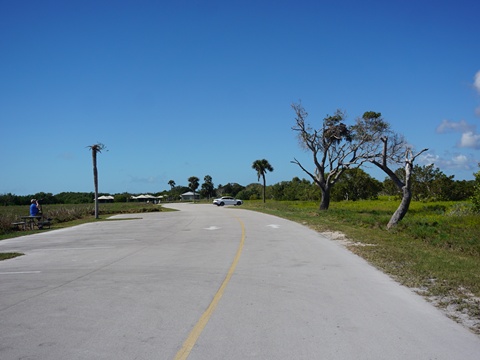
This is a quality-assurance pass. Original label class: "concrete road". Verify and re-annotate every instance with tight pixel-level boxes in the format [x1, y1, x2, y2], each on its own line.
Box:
[0, 203, 479, 359]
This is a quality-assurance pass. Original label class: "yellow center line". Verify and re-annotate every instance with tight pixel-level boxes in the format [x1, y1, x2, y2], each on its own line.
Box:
[174, 216, 246, 360]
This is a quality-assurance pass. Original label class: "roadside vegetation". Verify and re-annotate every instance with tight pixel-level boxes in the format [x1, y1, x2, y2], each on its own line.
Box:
[0, 252, 23, 261]
[0, 202, 167, 240]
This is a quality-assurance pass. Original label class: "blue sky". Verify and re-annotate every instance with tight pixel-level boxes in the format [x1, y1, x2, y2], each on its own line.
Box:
[1, 0, 479, 195]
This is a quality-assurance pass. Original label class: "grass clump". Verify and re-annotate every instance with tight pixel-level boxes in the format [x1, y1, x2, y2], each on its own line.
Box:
[0, 252, 24, 261]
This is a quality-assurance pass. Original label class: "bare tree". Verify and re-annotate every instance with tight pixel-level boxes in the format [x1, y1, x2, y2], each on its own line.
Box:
[252, 159, 274, 203]
[291, 103, 372, 210]
[291, 104, 427, 228]
[87, 143, 107, 219]
[354, 112, 428, 228]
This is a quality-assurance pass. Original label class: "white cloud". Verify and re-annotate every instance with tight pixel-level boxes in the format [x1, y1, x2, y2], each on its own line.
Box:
[427, 71, 480, 174]
[129, 175, 159, 184]
[419, 152, 440, 165]
[436, 119, 474, 134]
[459, 131, 480, 149]
[436, 119, 480, 149]
[420, 152, 476, 171]
[443, 154, 473, 172]
[474, 71, 480, 94]
[452, 154, 469, 166]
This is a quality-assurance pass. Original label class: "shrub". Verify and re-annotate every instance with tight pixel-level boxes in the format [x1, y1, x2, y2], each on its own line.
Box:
[471, 166, 480, 212]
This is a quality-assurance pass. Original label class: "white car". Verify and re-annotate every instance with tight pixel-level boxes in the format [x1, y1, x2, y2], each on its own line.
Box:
[213, 196, 243, 206]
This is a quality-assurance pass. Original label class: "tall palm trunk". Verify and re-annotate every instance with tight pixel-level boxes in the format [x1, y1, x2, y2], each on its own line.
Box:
[92, 150, 99, 219]
[262, 175, 266, 203]
[87, 143, 106, 220]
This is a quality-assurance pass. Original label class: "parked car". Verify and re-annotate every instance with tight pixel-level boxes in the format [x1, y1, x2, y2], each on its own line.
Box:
[213, 196, 243, 206]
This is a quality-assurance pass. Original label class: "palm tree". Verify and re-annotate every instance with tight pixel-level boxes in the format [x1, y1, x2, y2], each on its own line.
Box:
[87, 143, 106, 219]
[252, 159, 274, 203]
[188, 176, 200, 202]
[202, 175, 215, 199]
[167, 180, 176, 201]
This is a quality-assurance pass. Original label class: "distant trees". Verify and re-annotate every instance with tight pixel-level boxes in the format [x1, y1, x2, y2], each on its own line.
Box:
[0, 193, 24, 206]
[269, 177, 320, 201]
[168, 186, 190, 201]
[55, 192, 95, 204]
[331, 168, 382, 201]
[0, 171, 476, 206]
[113, 193, 130, 203]
[236, 183, 263, 200]
[471, 164, 480, 212]
[188, 176, 200, 202]
[216, 183, 245, 198]
[87, 143, 107, 219]
[409, 164, 474, 201]
[383, 166, 474, 202]
[252, 159, 274, 203]
[200, 175, 215, 199]
[0, 192, 57, 206]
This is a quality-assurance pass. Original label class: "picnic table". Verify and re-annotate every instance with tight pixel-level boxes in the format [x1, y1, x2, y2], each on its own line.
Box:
[20, 216, 43, 230]
[11, 215, 53, 231]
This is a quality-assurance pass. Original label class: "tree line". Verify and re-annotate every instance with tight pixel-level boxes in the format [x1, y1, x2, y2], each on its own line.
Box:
[1, 164, 476, 207]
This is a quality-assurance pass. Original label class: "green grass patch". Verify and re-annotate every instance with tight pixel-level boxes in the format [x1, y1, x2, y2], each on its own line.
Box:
[0, 252, 24, 261]
[0, 202, 175, 240]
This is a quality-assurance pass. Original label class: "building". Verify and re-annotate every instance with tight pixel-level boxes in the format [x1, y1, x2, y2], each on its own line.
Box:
[180, 191, 200, 201]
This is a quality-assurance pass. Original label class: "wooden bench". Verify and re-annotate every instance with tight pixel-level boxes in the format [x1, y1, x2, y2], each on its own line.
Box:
[11, 222, 26, 230]
[37, 219, 52, 229]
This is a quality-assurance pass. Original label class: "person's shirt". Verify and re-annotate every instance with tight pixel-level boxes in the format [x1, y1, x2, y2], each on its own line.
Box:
[30, 203, 39, 216]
